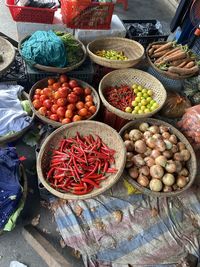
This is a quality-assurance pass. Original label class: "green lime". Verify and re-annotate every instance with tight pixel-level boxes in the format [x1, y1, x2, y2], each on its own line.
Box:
[141, 99, 147, 105]
[132, 84, 138, 89]
[147, 104, 151, 108]
[125, 107, 132, 113]
[137, 92, 142, 97]
[150, 106, 156, 111]
[147, 89, 153, 96]
[137, 85, 143, 91]
[132, 100, 137, 107]
[152, 102, 159, 109]
[143, 93, 148, 98]
[132, 110, 137, 114]
[144, 108, 150, 113]
[150, 100, 155, 105]
[140, 106, 145, 111]
[135, 96, 141, 102]
[146, 97, 152, 103]
[138, 103, 142, 107]
[135, 106, 140, 111]
[134, 88, 139, 94]
[138, 110, 144, 114]
[142, 88, 147, 94]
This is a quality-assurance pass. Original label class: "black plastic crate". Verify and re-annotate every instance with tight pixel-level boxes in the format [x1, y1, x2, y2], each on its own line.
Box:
[123, 19, 169, 49]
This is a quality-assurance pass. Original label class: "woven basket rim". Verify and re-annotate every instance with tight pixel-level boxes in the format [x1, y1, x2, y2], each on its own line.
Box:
[37, 120, 126, 200]
[119, 118, 197, 197]
[18, 35, 86, 73]
[99, 68, 167, 120]
[146, 41, 199, 80]
[0, 91, 35, 144]
[29, 77, 100, 128]
[0, 36, 16, 74]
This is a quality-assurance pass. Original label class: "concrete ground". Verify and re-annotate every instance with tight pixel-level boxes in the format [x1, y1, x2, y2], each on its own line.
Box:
[0, 1, 175, 267]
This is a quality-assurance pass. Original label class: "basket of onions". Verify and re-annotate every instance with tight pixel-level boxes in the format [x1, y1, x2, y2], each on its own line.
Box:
[119, 118, 197, 197]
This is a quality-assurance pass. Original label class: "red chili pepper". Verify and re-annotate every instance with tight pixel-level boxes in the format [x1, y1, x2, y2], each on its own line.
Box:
[82, 178, 100, 188]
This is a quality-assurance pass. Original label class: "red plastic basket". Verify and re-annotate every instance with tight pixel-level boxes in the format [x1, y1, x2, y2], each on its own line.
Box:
[6, 0, 57, 24]
[60, 0, 114, 29]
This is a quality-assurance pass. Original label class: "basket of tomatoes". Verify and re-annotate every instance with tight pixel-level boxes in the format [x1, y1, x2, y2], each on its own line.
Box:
[29, 74, 100, 127]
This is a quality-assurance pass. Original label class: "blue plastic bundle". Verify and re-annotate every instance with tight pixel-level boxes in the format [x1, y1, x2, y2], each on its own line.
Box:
[0, 147, 22, 229]
[21, 30, 67, 68]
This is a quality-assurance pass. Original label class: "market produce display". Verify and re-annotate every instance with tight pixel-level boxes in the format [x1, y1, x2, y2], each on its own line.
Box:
[123, 122, 192, 193]
[147, 41, 200, 78]
[95, 50, 128, 60]
[46, 133, 117, 195]
[178, 105, 200, 146]
[104, 83, 159, 115]
[159, 91, 191, 118]
[31, 74, 97, 124]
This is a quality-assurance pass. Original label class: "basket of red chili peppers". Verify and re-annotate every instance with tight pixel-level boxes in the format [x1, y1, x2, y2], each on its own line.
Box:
[37, 121, 126, 199]
[99, 68, 167, 120]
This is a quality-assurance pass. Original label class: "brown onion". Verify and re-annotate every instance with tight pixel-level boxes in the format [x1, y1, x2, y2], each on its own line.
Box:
[124, 140, 134, 152]
[171, 145, 178, 154]
[150, 165, 164, 179]
[149, 126, 159, 134]
[163, 185, 173, 192]
[128, 167, 139, 179]
[179, 168, 189, 176]
[139, 122, 149, 132]
[162, 132, 171, 139]
[126, 152, 134, 161]
[156, 140, 166, 152]
[173, 153, 184, 161]
[124, 133, 130, 140]
[144, 157, 155, 167]
[159, 126, 169, 134]
[151, 149, 161, 159]
[177, 142, 186, 151]
[129, 129, 143, 141]
[165, 162, 176, 173]
[137, 175, 149, 187]
[143, 131, 152, 140]
[134, 140, 147, 154]
[175, 161, 182, 173]
[169, 134, 178, 144]
[180, 149, 191, 161]
[132, 155, 145, 167]
[125, 161, 133, 168]
[146, 137, 157, 149]
[155, 155, 167, 167]
[149, 179, 163, 192]
[139, 166, 150, 176]
[176, 176, 188, 188]
[162, 150, 173, 159]
[162, 173, 175, 186]
[144, 148, 152, 157]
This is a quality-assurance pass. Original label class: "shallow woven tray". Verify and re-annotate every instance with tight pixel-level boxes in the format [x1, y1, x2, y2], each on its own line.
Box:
[0, 92, 35, 144]
[18, 35, 86, 73]
[37, 121, 126, 200]
[29, 77, 100, 128]
[87, 37, 144, 69]
[146, 41, 199, 80]
[119, 118, 197, 197]
[0, 164, 28, 234]
[0, 36, 16, 75]
[99, 68, 167, 120]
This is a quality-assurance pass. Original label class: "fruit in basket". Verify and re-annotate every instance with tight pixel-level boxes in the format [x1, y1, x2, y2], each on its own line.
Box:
[32, 74, 97, 123]
[123, 122, 191, 193]
[95, 50, 128, 60]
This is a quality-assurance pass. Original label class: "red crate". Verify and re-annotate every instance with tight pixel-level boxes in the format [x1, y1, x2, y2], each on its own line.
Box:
[6, 0, 57, 24]
[60, 0, 114, 29]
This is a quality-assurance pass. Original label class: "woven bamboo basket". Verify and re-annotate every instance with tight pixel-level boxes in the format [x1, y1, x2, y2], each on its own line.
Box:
[37, 121, 126, 200]
[0, 164, 28, 234]
[18, 36, 86, 73]
[99, 69, 167, 120]
[87, 37, 144, 69]
[29, 77, 100, 128]
[146, 41, 199, 80]
[0, 36, 16, 75]
[0, 92, 35, 144]
[119, 118, 197, 197]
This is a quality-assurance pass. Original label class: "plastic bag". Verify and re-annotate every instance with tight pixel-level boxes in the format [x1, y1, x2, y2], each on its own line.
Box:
[178, 105, 200, 146]
[160, 91, 191, 118]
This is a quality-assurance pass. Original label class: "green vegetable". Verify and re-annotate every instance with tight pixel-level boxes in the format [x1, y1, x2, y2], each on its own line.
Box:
[21, 100, 32, 115]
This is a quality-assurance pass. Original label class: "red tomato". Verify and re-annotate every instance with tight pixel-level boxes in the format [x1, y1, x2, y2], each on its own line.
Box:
[59, 74, 68, 83]
[48, 78, 55, 86]
[78, 108, 88, 117]
[67, 103, 76, 111]
[54, 91, 62, 100]
[69, 79, 78, 89]
[72, 115, 81, 122]
[50, 114, 59, 121]
[65, 109, 73, 119]
[85, 101, 93, 108]
[52, 82, 61, 90]
[67, 93, 78, 104]
[43, 99, 52, 109]
[76, 101, 85, 110]
[89, 105, 97, 114]
[73, 87, 84, 95]
[51, 104, 59, 114]
[85, 95, 93, 102]
[46, 110, 52, 117]
[62, 82, 69, 88]
[33, 94, 40, 100]
[57, 98, 67, 107]
[84, 87, 92, 95]
[43, 88, 52, 97]
[62, 118, 71, 124]
[57, 107, 66, 118]
[85, 111, 92, 119]
[35, 89, 42, 95]
[58, 87, 68, 98]
[38, 107, 47, 116]
[40, 94, 48, 102]
[33, 99, 42, 109]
